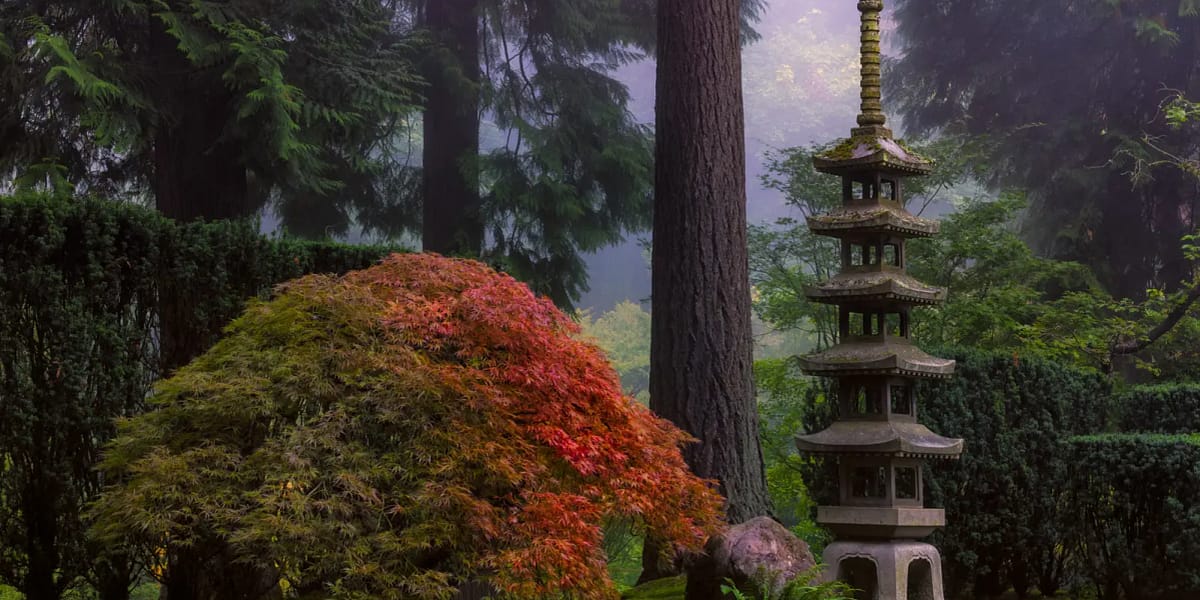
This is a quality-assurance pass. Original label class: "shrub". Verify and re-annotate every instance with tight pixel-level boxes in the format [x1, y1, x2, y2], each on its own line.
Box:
[91, 254, 724, 600]
[1067, 434, 1200, 600]
[0, 193, 396, 599]
[1117, 384, 1200, 434]
[917, 348, 1111, 599]
[796, 348, 1111, 599]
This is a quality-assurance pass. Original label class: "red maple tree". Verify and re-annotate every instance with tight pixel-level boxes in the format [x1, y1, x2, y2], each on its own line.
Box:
[93, 253, 724, 599]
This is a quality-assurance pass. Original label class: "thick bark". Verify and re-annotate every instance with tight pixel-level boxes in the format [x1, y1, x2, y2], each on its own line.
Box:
[643, 0, 771, 591]
[148, 23, 250, 223]
[421, 0, 483, 256]
[146, 22, 253, 374]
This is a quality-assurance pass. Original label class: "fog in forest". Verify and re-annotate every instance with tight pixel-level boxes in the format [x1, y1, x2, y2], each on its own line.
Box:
[580, 0, 865, 311]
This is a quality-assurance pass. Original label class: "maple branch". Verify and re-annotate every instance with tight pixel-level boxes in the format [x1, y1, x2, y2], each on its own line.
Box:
[1110, 279, 1200, 357]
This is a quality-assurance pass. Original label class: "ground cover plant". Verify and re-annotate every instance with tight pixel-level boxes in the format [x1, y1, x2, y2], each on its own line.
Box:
[90, 254, 724, 600]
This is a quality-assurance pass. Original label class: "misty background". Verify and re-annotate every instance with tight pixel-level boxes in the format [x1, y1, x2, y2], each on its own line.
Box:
[580, 0, 866, 312]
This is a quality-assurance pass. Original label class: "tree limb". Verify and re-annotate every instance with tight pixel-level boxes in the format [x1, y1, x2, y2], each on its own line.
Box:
[1110, 280, 1200, 357]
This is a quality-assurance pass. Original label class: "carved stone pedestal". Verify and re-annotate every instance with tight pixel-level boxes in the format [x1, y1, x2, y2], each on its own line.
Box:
[821, 540, 944, 600]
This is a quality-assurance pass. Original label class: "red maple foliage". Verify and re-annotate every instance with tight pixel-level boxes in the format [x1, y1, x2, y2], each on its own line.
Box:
[357, 254, 725, 597]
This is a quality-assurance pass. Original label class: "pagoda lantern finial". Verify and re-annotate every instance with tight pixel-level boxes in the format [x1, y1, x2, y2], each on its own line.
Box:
[856, 0, 887, 131]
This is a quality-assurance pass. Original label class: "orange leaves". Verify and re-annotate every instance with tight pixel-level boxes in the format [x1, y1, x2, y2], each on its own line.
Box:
[352, 254, 724, 596]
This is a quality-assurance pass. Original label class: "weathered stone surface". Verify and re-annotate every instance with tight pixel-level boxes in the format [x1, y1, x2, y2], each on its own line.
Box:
[687, 517, 816, 599]
[821, 540, 945, 600]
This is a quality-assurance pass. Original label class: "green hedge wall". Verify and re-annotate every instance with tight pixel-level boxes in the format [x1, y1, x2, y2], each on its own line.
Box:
[915, 348, 1112, 599]
[794, 349, 1200, 599]
[1117, 384, 1200, 434]
[795, 348, 1112, 598]
[1066, 434, 1200, 600]
[0, 194, 400, 598]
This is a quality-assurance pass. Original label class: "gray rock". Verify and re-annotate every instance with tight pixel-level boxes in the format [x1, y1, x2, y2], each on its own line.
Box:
[687, 516, 817, 599]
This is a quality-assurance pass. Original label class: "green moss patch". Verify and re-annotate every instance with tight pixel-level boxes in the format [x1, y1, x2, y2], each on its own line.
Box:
[621, 576, 686, 600]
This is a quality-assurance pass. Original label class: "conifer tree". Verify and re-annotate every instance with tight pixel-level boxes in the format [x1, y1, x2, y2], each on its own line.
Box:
[415, 0, 765, 307]
[0, 0, 422, 233]
[643, 0, 771, 589]
[889, 0, 1200, 299]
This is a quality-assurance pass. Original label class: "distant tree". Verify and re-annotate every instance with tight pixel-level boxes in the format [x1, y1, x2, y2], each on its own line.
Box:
[578, 301, 652, 401]
[415, 0, 657, 307]
[419, 0, 482, 256]
[415, 0, 766, 307]
[889, 0, 1200, 300]
[645, 0, 771, 590]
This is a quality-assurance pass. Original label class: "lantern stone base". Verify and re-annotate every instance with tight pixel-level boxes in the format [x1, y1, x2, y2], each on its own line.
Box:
[818, 505, 944, 539]
[821, 540, 944, 600]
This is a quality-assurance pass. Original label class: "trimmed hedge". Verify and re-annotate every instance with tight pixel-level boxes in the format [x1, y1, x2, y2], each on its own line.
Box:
[0, 194, 400, 598]
[798, 348, 1112, 599]
[1117, 384, 1200, 434]
[795, 350, 1200, 599]
[1067, 434, 1200, 600]
[915, 348, 1112, 599]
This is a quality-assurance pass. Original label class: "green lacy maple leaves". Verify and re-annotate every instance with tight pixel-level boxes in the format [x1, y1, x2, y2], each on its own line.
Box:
[92, 253, 723, 600]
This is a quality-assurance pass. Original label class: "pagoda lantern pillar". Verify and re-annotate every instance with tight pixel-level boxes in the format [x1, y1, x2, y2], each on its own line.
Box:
[795, 1, 963, 598]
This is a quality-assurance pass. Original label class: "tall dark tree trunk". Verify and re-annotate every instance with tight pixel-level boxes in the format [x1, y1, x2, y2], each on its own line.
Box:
[148, 22, 250, 223]
[421, 0, 483, 256]
[152, 100, 249, 222]
[153, 89, 250, 373]
[146, 22, 253, 374]
[22, 464, 62, 600]
[642, 0, 771, 590]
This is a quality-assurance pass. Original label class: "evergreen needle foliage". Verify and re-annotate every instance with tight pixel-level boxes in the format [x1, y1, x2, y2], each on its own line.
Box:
[0, 0, 423, 232]
[890, 0, 1200, 299]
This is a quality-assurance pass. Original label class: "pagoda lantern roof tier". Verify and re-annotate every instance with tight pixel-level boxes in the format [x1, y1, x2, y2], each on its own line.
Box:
[814, 128, 932, 177]
[807, 270, 946, 307]
[795, 421, 964, 459]
[799, 340, 955, 379]
[807, 203, 939, 239]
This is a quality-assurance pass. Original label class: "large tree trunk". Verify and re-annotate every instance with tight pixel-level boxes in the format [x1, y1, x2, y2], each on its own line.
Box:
[153, 95, 249, 374]
[421, 0, 483, 256]
[152, 100, 249, 222]
[643, 0, 771, 590]
[148, 20, 250, 223]
[146, 22, 253, 374]
[22, 465, 61, 600]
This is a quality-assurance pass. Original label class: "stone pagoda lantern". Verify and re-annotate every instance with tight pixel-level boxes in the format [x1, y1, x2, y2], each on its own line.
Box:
[795, 1, 963, 598]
